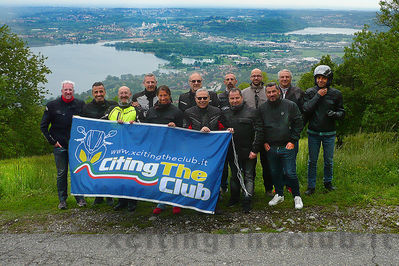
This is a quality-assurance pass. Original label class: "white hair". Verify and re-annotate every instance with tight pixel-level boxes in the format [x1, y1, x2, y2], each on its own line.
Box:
[278, 69, 292, 79]
[61, 80, 75, 88]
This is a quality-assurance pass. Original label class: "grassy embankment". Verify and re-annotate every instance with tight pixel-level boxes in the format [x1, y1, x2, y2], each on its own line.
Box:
[0, 133, 398, 220]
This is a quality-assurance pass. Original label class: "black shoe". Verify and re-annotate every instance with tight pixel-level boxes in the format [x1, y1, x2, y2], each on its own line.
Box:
[305, 188, 315, 195]
[324, 182, 336, 191]
[127, 200, 137, 212]
[242, 200, 251, 214]
[77, 199, 87, 207]
[227, 198, 239, 207]
[114, 200, 127, 211]
[105, 197, 114, 206]
[93, 197, 104, 205]
[58, 201, 67, 210]
[214, 208, 224, 215]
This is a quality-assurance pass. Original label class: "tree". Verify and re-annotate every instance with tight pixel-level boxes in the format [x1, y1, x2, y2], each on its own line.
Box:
[0, 24, 51, 159]
[238, 82, 250, 90]
[378, 0, 399, 28]
[336, 0, 399, 132]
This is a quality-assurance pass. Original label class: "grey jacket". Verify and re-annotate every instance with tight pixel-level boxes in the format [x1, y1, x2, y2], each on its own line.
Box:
[242, 82, 267, 109]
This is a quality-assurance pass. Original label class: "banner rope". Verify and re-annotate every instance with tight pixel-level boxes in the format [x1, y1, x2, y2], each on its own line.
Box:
[230, 137, 251, 197]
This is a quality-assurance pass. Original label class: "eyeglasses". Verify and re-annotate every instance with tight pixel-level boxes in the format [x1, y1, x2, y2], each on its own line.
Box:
[191, 80, 202, 83]
[196, 97, 208, 100]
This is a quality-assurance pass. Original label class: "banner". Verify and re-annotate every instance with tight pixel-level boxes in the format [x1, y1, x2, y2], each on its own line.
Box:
[69, 116, 231, 214]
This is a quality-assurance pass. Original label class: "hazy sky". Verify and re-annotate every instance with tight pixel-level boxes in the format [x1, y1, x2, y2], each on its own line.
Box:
[2, 0, 380, 10]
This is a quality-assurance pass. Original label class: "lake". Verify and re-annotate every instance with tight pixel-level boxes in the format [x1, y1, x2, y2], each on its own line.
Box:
[31, 43, 168, 97]
[285, 27, 360, 35]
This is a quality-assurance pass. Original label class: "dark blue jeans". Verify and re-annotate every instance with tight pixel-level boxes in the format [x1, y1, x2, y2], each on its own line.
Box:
[283, 140, 299, 185]
[307, 133, 336, 189]
[53, 147, 83, 203]
[266, 146, 300, 197]
[260, 149, 273, 191]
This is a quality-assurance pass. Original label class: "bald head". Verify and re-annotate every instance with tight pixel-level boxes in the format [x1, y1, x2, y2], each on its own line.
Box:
[118, 86, 132, 105]
[250, 68, 263, 86]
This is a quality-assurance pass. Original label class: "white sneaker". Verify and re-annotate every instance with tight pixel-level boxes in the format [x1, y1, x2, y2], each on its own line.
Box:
[268, 194, 284, 206]
[294, 196, 303, 209]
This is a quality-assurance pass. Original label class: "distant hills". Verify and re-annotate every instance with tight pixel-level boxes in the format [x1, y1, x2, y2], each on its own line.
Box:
[0, 7, 382, 46]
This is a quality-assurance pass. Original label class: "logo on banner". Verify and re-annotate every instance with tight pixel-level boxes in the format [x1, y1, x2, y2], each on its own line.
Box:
[74, 126, 117, 164]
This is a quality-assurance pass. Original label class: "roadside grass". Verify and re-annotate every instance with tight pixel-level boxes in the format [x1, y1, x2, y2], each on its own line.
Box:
[0, 132, 398, 223]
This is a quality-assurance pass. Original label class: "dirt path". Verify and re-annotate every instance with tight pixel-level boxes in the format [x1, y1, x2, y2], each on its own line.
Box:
[1, 205, 398, 234]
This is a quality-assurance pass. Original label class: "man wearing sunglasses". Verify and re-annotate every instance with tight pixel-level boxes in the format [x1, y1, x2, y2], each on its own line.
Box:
[178, 72, 220, 112]
[183, 88, 226, 214]
[183, 88, 225, 132]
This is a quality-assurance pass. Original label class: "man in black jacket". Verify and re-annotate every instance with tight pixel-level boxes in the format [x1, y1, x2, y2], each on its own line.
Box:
[40, 80, 86, 210]
[183, 88, 225, 132]
[218, 73, 238, 195]
[81, 82, 117, 120]
[183, 88, 225, 214]
[218, 73, 238, 111]
[303, 65, 345, 195]
[178, 72, 219, 112]
[278, 69, 304, 113]
[277, 69, 305, 192]
[258, 82, 304, 209]
[81, 82, 117, 206]
[132, 73, 158, 117]
[223, 88, 263, 213]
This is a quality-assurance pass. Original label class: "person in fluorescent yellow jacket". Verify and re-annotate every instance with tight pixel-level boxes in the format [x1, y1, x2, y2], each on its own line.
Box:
[104, 86, 141, 212]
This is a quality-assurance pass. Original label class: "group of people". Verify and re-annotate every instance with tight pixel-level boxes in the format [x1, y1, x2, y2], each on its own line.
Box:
[40, 65, 345, 214]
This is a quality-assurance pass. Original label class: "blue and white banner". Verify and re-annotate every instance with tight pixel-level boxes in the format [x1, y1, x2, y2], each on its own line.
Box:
[69, 116, 231, 214]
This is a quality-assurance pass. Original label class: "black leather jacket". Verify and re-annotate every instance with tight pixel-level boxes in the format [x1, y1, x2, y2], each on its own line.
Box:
[223, 103, 263, 157]
[279, 85, 305, 113]
[183, 105, 225, 131]
[81, 99, 117, 119]
[145, 102, 183, 127]
[218, 90, 230, 111]
[303, 86, 345, 133]
[40, 97, 85, 148]
[178, 90, 220, 112]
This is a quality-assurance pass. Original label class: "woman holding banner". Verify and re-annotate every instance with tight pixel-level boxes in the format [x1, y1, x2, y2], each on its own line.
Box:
[145, 85, 184, 215]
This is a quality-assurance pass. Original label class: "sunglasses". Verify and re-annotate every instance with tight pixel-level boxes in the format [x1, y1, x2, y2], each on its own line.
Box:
[196, 97, 208, 100]
[191, 80, 202, 83]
